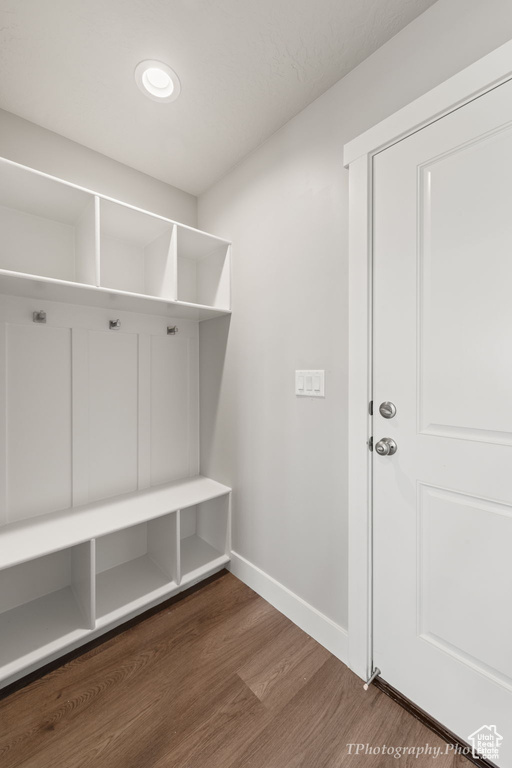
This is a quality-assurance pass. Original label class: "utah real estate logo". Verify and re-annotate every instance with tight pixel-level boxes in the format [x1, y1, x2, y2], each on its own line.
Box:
[468, 725, 503, 761]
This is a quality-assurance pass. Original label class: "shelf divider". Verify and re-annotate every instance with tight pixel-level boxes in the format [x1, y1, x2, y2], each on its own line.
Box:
[176, 509, 182, 584]
[71, 540, 95, 630]
[170, 223, 178, 302]
[94, 195, 101, 287]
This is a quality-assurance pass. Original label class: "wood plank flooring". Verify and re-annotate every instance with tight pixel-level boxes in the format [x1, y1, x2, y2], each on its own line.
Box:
[0, 571, 470, 767]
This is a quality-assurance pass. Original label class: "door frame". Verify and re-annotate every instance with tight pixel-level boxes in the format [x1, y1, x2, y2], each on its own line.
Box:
[344, 39, 512, 681]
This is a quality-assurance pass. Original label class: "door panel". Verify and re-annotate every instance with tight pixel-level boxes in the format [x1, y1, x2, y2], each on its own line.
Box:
[373, 77, 512, 765]
[419, 129, 512, 443]
[419, 484, 512, 684]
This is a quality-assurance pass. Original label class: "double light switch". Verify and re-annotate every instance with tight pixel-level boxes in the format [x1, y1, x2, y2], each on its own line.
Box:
[295, 370, 325, 397]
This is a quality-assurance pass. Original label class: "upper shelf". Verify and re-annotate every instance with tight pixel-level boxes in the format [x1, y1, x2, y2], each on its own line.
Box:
[0, 158, 231, 321]
[0, 270, 228, 321]
[0, 475, 231, 571]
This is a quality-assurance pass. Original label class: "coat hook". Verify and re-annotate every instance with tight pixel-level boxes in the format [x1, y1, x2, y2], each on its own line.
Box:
[167, 326, 179, 335]
[33, 310, 47, 324]
[109, 319, 121, 330]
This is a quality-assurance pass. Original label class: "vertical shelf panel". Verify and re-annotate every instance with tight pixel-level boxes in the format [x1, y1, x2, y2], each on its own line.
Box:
[94, 195, 101, 287]
[170, 224, 178, 301]
[71, 540, 95, 630]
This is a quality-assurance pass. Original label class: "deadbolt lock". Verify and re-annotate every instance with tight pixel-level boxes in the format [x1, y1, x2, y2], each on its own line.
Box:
[379, 401, 396, 419]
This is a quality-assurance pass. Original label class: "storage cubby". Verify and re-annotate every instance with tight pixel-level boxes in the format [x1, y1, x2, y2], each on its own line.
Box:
[180, 496, 229, 584]
[100, 199, 175, 298]
[0, 543, 94, 679]
[0, 476, 230, 686]
[0, 154, 233, 687]
[177, 226, 230, 309]
[0, 159, 231, 320]
[95, 515, 178, 625]
[0, 160, 97, 285]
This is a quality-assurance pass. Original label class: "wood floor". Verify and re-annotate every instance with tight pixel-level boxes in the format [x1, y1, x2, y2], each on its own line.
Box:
[0, 571, 470, 767]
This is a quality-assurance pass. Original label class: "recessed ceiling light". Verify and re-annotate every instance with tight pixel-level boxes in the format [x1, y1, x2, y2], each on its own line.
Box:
[135, 60, 181, 103]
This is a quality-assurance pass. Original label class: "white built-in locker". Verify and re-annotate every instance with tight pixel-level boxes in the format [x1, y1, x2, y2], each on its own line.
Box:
[0, 158, 232, 689]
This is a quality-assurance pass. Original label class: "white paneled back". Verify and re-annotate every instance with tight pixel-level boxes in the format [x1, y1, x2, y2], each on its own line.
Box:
[0, 294, 199, 525]
[150, 334, 199, 486]
[6, 322, 73, 521]
[87, 329, 139, 502]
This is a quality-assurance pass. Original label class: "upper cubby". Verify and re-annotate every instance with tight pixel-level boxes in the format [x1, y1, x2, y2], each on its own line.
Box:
[176, 226, 231, 310]
[99, 199, 175, 299]
[0, 159, 97, 285]
[0, 158, 231, 320]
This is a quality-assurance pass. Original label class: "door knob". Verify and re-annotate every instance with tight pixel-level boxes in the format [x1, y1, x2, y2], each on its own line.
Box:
[379, 401, 396, 419]
[375, 437, 397, 456]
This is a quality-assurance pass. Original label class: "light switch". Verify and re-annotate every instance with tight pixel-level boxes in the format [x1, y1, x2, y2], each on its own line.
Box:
[295, 370, 325, 397]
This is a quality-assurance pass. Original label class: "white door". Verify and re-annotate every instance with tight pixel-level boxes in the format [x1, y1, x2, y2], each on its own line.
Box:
[373, 77, 512, 766]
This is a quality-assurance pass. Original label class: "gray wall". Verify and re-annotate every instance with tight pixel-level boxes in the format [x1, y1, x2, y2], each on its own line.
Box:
[0, 109, 197, 226]
[198, 0, 512, 630]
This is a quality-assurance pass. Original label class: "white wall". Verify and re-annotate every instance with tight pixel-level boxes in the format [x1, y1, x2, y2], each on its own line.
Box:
[198, 0, 512, 634]
[0, 109, 196, 226]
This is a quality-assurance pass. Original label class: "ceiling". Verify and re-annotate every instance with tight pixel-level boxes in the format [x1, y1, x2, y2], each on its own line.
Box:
[0, 0, 437, 195]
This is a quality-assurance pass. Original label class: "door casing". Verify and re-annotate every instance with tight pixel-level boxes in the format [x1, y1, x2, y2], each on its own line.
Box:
[344, 38, 512, 682]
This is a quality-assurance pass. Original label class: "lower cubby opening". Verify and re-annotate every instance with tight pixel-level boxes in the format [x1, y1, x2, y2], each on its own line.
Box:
[0, 542, 94, 681]
[180, 496, 229, 584]
[95, 515, 178, 625]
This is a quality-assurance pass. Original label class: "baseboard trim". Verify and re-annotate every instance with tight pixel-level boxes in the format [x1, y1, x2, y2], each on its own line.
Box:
[374, 677, 497, 768]
[229, 550, 348, 663]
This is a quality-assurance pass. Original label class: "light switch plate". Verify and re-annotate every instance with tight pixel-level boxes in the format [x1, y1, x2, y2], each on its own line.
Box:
[295, 370, 325, 397]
